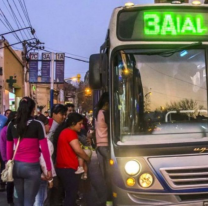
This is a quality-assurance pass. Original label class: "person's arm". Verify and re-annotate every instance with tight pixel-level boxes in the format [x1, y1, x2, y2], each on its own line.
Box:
[39, 138, 52, 171]
[70, 139, 90, 162]
[0, 127, 7, 161]
[37, 121, 52, 174]
[6, 123, 14, 160]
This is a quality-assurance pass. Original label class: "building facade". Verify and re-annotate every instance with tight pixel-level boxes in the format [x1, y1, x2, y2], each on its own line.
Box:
[0, 40, 25, 113]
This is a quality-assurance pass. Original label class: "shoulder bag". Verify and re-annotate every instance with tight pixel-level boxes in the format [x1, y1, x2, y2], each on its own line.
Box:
[1, 138, 20, 182]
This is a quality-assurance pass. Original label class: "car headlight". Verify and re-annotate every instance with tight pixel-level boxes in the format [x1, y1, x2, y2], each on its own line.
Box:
[139, 173, 153, 188]
[124, 160, 140, 176]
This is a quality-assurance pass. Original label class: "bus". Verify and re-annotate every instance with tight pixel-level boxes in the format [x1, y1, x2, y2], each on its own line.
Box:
[89, 1, 208, 205]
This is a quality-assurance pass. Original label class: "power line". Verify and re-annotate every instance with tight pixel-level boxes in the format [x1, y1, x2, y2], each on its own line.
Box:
[0, 37, 37, 49]
[0, 18, 11, 32]
[0, 6, 21, 42]
[65, 55, 89, 63]
[22, 0, 32, 27]
[45, 46, 89, 59]
[42, 48, 89, 63]
[11, 0, 32, 39]
[6, 0, 27, 40]
[19, 0, 38, 39]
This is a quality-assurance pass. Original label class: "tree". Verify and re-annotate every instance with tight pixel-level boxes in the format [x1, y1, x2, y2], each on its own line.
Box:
[77, 81, 93, 113]
[166, 98, 205, 118]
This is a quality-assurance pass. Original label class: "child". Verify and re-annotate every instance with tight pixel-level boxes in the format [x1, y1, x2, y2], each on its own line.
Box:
[34, 114, 56, 206]
[75, 128, 93, 180]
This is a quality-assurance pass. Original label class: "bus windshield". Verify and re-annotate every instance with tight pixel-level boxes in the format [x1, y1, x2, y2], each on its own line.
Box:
[113, 49, 208, 145]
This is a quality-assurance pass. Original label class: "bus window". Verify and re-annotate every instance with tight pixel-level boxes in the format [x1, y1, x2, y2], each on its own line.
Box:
[113, 49, 208, 145]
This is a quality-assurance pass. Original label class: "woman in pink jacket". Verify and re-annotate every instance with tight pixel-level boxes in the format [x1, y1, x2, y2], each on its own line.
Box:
[7, 97, 52, 206]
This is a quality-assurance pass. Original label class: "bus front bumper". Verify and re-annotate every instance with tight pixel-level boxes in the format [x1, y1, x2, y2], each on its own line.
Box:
[113, 185, 208, 206]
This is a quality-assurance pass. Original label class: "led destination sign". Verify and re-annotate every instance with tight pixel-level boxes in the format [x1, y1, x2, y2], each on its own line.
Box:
[144, 12, 207, 36]
[117, 9, 208, 41]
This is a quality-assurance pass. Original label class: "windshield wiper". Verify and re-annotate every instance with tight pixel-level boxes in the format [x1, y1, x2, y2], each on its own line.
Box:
[144, 42, 203, 57]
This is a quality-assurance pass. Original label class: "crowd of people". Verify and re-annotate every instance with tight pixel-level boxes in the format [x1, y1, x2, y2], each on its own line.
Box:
[0, 92, 111, 206]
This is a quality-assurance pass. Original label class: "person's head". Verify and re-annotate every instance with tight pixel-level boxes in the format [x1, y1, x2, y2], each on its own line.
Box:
[35, 114, 50, 134]
[44, 111, 49, 117]
[95, 92, 109, 118]
[66, 113, 84, 132]
[51, 104, 67, 124]
[65, 103, 75, 115]
[4, 111, 17, 127]
[16, 97, 36, 137]
[4, 109, 12, 118]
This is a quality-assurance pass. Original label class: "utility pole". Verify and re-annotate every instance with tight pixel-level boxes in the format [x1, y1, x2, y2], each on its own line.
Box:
[22, 41, 28, 96]
[50, 53, 54, 109]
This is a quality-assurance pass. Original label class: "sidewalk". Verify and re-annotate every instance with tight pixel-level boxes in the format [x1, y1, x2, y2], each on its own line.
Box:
[0, 190, 8, 206]
[0, 151, 109, 206]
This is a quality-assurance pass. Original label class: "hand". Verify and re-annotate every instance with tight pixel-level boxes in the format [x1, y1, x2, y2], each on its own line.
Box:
[48, 181, 53, 188]
[46, 171, 52, 180]
[41, 173, 47, 181]
[86, 132, 92, 145]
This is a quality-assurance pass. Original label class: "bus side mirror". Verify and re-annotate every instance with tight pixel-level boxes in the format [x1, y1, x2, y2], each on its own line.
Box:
[89, 54, 108, 89]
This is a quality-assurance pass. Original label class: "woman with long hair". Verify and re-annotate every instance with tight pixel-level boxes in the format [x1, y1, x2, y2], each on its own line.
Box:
[53, 113, 90, 206]
[7, 97, 52, 206]
[95, 92, 112, 203]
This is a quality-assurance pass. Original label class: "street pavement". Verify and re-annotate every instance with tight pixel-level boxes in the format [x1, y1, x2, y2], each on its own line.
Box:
[0, 190, 8, 206]
[0, 151, 106, 206]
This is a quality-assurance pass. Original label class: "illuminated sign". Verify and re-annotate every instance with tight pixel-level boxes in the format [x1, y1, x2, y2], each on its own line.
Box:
[117, 8, 208, 41]
[144, 12, 207, 36]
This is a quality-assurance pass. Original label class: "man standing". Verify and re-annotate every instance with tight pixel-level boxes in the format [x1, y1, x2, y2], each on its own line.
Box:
[48, 104, 67, 142]
[65, 103, 75, 116]
[44, 104, 67, 206]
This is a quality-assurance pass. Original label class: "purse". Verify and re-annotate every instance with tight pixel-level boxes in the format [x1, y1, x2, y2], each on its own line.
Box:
[1, 138, 20, 182]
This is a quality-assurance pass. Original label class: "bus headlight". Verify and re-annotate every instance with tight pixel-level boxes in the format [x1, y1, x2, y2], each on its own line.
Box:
[126, 177, 136, 186]
[139, 173, 153, 188]
[124, 160, 140, 175]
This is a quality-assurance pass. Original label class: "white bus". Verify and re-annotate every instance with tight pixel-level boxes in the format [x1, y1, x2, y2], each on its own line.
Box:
[89, 1, 208, 205]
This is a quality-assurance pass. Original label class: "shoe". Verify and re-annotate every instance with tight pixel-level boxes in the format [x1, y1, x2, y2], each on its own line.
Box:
[81, 173, 87, 180]
[75, 166, 84, 174]
[106, 201, 113, 206]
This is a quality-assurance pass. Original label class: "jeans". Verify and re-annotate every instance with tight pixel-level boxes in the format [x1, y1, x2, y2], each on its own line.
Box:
[34, 179, 47, 206]
[56, 168, 80, 206]
[97, 146, 112, 201]
[13, 161, 41, 206]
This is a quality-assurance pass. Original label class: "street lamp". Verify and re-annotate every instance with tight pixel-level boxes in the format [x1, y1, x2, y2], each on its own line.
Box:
[65, 74, 81, 83]
[145, 91, 152, 97]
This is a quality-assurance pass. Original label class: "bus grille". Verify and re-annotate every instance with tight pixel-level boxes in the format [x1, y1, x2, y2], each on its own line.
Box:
[160, 166, 208, 189]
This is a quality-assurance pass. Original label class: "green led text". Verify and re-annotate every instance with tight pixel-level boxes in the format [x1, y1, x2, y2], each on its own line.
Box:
[144, 12, 207, 36]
